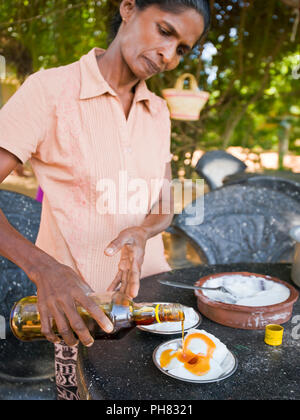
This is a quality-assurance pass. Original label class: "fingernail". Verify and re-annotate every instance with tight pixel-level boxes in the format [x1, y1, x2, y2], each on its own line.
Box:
[105, 247, 114, 255]
[86, 340, 94, 347]
[106, 323, 114, 333]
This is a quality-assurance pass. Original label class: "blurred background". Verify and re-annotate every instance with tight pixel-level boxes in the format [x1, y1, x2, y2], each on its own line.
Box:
[0, 0, 299, 197]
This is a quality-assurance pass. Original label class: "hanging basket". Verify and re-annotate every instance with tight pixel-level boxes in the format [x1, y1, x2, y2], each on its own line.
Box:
[162, 73, 210, 121]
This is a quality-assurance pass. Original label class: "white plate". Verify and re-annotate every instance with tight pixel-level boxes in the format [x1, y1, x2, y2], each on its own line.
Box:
[153, 338, 238, 383]
[137, 303, 201, 335]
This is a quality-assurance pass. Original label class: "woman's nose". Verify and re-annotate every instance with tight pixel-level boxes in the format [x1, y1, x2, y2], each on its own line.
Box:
[158, 44, 177, 67]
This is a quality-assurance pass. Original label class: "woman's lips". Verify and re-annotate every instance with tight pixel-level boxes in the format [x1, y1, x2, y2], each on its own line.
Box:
[142, 56, 161, 74]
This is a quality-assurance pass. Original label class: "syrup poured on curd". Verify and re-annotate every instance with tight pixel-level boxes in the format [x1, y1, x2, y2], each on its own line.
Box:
[160, 332, 216, 376]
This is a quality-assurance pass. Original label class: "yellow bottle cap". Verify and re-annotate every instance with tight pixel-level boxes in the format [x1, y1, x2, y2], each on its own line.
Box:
[264, 324, 284, 346]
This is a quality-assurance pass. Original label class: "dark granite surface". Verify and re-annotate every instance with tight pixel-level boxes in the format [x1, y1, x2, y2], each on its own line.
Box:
[224, 171, 300, 187]
[77, 264, 300, 400]
[223, 172, 300, 204]
[172, 185, 300, 265]
[0, 191, 56, 400]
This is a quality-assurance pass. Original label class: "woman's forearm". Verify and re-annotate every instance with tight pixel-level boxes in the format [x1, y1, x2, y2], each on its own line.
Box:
[140, 162, 175, 240]
[0, 208, 54, 282]
[140, 196, 174, 240]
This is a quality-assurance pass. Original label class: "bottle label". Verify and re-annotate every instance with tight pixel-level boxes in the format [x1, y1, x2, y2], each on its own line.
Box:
[155, 304, 162, 324]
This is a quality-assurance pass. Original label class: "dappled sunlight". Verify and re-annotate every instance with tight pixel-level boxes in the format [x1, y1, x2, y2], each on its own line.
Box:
[190, 147, 300, 173]
[226, 146, 300, 172]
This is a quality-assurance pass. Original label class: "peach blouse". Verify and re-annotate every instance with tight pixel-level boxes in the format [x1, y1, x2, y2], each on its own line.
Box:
[0, 47, 173, 293]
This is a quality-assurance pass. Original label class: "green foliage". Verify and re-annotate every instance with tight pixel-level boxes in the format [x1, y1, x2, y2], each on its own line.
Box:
[0, 0, 299, 176]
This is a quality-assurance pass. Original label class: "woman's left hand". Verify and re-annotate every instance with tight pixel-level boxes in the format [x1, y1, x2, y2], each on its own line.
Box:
[104, 227, 148, 299]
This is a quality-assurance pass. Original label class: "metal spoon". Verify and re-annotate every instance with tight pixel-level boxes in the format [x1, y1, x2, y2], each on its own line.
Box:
[158, 279, 236, 302]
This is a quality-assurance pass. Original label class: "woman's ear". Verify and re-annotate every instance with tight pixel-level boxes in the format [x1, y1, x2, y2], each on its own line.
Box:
[120, 0, 137, 22]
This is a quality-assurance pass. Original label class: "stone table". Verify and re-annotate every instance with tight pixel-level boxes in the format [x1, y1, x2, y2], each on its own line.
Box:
[77, 263, 300, 400]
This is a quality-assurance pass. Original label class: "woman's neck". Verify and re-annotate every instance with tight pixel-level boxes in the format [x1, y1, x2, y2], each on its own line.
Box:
[97, 40, 139, 96]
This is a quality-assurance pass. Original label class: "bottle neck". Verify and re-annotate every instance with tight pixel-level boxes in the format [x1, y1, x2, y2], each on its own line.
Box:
[131, 302, 185, 325]
[157, 303, 185, 323]
[78, 293, 185, 326]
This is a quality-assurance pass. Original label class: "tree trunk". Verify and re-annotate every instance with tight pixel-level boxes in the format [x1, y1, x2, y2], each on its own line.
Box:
[221, 29, 288, 149]
[278, 122, 292, 170]
[222, 107, 246, 149]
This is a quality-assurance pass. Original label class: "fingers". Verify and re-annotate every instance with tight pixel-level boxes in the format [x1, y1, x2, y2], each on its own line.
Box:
[108, 245, 142, 298]
[47, 298, 79, 347]
[119, 247, 130, 293]
[107, 246, 130, 293]
[37, 289, 61, 344]
[107, 270, 123, 293]
[125, 245, 142, 298]
[77, 293, 114, 334]
[41, 293, 114, 347]
[35, 263, 116, 348]
[126, 259, 141, 299]
[61, 298, 95, 347]
[104, 231, 134, 256]
[39, 303, 61, 344]
[114, 258, 141, 298]
[104, 239, 121, 256]
[105, 228, 145, 299]
[120, 269, 129, 295]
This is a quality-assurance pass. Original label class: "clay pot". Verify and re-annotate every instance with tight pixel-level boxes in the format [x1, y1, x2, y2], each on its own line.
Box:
[195, 272, 299, 330]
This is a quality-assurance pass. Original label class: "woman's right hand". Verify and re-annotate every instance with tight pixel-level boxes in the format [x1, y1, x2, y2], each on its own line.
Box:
[0, 149, 113, 347]
[30, 258, 114, 347]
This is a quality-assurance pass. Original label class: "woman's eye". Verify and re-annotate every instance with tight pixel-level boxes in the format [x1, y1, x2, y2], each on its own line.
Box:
[177, 47, 185, 56]
[158, 25, 171, 37]
[157, 24, 186, 56]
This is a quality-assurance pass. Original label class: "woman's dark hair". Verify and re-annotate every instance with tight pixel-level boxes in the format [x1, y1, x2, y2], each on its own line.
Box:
[109, 0, 211, 44]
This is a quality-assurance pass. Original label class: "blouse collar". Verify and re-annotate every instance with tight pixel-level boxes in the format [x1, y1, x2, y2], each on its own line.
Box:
[79, 47, 160, 116]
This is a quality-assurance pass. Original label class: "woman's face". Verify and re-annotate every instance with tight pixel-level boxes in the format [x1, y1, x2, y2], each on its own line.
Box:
[119, 3, 205, 79]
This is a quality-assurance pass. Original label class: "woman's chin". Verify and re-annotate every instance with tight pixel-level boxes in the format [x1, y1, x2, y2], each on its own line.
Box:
[128, 59, 154, 80]
[130, 66, 149, 80]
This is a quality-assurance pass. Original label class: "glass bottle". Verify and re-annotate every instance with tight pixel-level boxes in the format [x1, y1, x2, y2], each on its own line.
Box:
[10, 291, 185, 342]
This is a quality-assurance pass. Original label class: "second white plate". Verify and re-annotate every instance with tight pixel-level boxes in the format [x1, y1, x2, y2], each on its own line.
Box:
[153, 338, 238, 383]
[137, 303, 201, 335]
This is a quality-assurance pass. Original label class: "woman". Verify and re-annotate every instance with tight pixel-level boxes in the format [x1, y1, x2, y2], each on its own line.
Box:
[0, 0, 210, 399]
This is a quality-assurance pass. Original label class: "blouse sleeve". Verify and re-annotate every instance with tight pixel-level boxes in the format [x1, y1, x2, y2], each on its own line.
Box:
[0, 72, 47, 164]
[161, 102, 173, 164]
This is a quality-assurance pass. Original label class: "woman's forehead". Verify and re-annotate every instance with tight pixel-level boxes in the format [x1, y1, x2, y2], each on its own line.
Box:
[139, 4, 205, 44]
